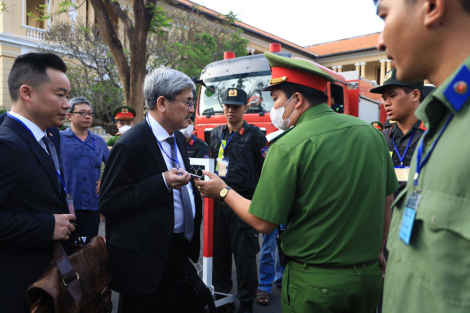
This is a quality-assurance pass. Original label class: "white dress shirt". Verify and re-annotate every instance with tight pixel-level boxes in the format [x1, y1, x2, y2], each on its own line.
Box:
[146, 113, 196, 233]
[8, 111, 48, 153]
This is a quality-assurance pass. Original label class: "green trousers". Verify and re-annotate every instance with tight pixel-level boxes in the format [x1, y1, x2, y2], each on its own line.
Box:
[282, 260, 383, 313]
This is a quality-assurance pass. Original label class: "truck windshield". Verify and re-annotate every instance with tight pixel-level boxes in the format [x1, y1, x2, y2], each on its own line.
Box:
[199, 71, 274, 116]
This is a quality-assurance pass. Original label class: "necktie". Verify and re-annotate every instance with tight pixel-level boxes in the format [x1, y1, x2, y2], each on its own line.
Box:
[42, 136, 61, 189]
[167, 137, 194, 242]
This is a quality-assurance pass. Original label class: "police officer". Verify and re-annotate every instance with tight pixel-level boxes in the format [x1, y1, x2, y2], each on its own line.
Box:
[106, 105, 136, 148]
[376, 0, 470, 312]
[209, 87, 267, 313]
[370, 69, 425, 197]
[180, 115, 209, 159]
[196, 52, 398, 313]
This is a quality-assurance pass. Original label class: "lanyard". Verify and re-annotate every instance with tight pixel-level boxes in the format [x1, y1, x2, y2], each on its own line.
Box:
[7, 113, 70, 195]
[221, 131, 237, 157]
[56, 170, 69, 195]
[414, 114, 454, 186]
[146, 114, 180, 168]
[393, 128, 416, 167]
[73, 134, 95, 152]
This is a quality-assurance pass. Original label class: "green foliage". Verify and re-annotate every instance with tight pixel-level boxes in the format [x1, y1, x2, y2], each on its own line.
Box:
[222, 11, 240, 25]
[57, 0, 78, 14]
[0, 108, 7, 114]
[0, 2, 7, 12]
[149, 7, 249, 80]
[41, 4, 249, 129]
[147, 3, 172, 34]
[26, 0, 79, 25]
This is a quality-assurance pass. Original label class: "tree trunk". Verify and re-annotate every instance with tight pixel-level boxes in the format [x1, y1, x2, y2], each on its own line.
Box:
[89, 0, 157, 123]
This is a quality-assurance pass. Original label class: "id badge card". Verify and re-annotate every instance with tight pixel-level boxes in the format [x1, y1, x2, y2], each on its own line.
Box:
[399, 192, 421, 245]
[66, 195, 75, 215]
[217, 157, 229, 178]
[394, 166, 411, 182]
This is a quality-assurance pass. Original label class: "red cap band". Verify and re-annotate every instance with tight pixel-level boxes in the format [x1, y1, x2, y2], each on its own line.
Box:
[271, 67, 328, 92]
[115, 112, 135, 120]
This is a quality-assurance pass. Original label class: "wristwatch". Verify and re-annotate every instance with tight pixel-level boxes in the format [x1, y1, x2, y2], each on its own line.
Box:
[219, 187, 232, 201]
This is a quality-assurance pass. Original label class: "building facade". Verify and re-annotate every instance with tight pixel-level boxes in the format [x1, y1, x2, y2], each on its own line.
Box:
[309, 33, 430, 86]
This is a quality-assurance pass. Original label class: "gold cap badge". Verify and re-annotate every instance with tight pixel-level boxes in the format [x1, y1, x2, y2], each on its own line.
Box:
[384, 71, 392, 81]
[228, 89, 237, 97]
[270, 76, 287, 85]
[122, 108, 128, 113]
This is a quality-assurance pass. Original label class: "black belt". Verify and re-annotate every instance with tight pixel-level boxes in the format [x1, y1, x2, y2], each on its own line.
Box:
[290, 259, 377, 270]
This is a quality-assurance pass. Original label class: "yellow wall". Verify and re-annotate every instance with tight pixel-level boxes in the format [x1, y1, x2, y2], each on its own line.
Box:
[0, 44, 21, 109]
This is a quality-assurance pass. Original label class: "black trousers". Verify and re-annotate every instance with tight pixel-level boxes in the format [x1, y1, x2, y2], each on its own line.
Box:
[74, 209, 100, 244]
[213, 201, 260, 303]
[117, 233, 188, 313]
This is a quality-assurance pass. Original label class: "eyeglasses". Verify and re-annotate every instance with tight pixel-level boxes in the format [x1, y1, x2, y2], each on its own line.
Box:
[169, 98, 195, 110]
[71, 111, 95, 117]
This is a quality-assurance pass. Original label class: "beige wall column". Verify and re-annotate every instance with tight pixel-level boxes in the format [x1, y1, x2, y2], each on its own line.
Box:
[336, 65, 343, 73]
[355, 63, 361, 75]
[332, 66, 337, 72]
[360, 62, 367, 78]
[380, 59, 387, 85]
[387, 60, 392, 72]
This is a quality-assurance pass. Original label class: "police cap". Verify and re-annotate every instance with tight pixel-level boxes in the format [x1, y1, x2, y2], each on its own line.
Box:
[113, 105, 136, 121]
[370, 69, 424, 95]
[262, 52, 335, 92]
[222, 88, 247, 105]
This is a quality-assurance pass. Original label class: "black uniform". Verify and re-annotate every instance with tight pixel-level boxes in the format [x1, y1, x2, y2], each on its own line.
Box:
[186, 135, 209, 158]
[209, 121, 267, 304]
[383, 120, 426, 197]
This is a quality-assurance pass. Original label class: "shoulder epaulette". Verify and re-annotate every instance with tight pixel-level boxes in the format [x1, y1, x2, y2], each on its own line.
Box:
[443, 64, 470, 112]
[267, 126, 295, 147]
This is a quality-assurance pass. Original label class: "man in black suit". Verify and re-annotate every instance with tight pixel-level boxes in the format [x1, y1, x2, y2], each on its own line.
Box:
[0, 53, 76, 313]
[100, 67, 203, 313]
[0, 113, 61, 157]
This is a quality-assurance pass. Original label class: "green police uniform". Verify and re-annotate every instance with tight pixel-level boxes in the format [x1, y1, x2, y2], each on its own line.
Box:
[107, 106, 136, 147]
[249, 105, 398, 313]
[106, 133, 121, 146]
[383, 56, 470, 313]
[246, 52, 399, 313]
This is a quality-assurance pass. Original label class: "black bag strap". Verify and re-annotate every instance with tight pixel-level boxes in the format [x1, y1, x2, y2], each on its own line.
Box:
[53, 241, 82, 310]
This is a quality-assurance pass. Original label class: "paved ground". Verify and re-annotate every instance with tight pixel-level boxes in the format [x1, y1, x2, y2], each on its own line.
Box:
[99, 221, 282, 313]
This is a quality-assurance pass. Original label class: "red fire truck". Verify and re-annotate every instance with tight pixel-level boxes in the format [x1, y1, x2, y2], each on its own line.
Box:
[194, 43, 384, 144]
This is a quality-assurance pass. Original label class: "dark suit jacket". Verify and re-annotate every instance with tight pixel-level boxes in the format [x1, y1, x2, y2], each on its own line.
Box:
[0, 116, 69, 313]
[0, 112, 61, 159]
[100, 120, 203, 299]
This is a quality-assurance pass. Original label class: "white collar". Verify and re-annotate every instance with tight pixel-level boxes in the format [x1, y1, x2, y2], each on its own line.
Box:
[8, 111, 47, 142]
[146, 113, 174, 142]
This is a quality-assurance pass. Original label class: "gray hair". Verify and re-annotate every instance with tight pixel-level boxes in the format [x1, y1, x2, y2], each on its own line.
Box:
[68, 97, 91, 113]
[143, 67, 195, 110]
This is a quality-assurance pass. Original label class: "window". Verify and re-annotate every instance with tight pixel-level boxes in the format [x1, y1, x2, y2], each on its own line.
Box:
[25, 0, 46, 29]
[199, 71, 273, 116]
[330, 83, 344, 106]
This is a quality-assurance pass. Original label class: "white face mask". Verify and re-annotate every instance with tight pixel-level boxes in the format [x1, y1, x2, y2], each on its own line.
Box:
[119, 125, 132, 134]
[180, 124, 194, 139]
[270, 94, 296, 131]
